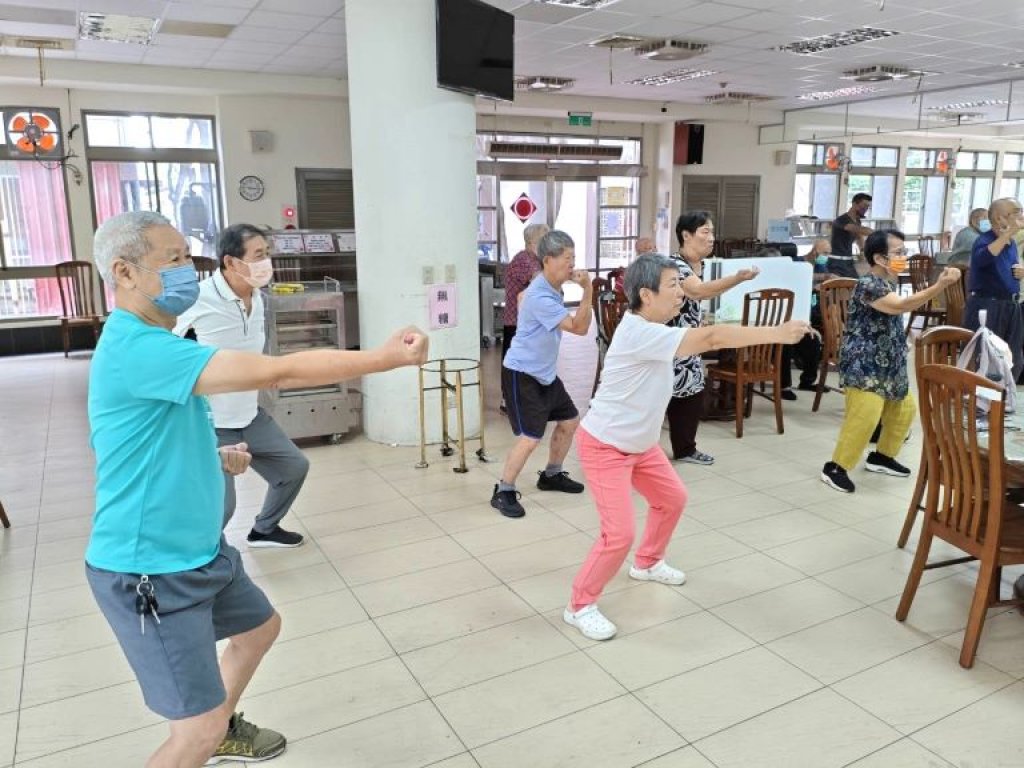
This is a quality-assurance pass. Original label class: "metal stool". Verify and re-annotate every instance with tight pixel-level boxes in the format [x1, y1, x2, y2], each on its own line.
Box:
[416, 358, 491, 472]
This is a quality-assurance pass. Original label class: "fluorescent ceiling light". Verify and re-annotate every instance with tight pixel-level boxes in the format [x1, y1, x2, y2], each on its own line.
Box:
[926, 99, 1008, 111]
[705, 91, 774, 104]
[777, 27, 898, 55]
[627, 68, 716, 86]
[514, 75, 575, 92]
[797, 85, 880, 101]
[79, 12, 159, 44]
[536, 0, 621, 8]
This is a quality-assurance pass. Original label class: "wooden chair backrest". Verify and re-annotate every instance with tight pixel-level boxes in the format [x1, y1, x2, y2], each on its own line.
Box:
[598, 290, 628, 343]
[54, 261, 102, 319]
[918, 236, 936, 258]
[909, 254, 933, 293]
[914, 327, 973, 382]
[918, 363, 1006, 553]
[943, 277, 967, 327]
[739, 288, 794, 374]
[192, 256, 217, 280]
[819, 278, 857, 365]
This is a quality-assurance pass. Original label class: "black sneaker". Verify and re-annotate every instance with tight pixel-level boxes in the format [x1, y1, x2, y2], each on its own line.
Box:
[536, 470, 584, 494]
[821, 461, 855, 493]
[247, 526, 304, 548]
[865, 451, 911, 477]
[781, 389, 797, 401]
[491, 485, 525, 518]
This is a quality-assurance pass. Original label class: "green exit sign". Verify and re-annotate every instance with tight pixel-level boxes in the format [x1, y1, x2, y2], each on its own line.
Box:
[568, 112, 592, 127]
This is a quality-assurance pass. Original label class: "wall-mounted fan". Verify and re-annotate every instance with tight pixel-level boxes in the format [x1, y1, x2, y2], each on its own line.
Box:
[3, 109, 62, 157]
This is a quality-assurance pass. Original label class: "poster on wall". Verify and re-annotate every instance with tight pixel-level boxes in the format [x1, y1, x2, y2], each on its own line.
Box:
[336, 232, 357, 252]
[303, 233, 335, 253]
[428, 283, 457, 330]
[271, 233, 305, 253]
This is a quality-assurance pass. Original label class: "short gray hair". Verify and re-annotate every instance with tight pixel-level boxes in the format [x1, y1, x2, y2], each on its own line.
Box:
[523, 223, 549, 250]
[538, 230, 574, 263]
[94, 211, 172, 284]
[625, 253, 677, 311]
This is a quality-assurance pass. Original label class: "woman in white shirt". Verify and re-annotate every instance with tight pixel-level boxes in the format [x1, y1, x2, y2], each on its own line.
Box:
[564, 254, 813, 641]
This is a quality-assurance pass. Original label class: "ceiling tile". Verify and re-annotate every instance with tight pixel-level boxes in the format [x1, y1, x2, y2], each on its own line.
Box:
[227, 25, 307, 43]
[294, 31, 344, 49]
[667, 3, 757, 25]
[151, 33, 225, 51]
[244, 10, 324, 31]
[83, 0, 168, 16]
[256, 0, 342, 15]
[164, 3, 250, 25]
[0, 21, 76, 38]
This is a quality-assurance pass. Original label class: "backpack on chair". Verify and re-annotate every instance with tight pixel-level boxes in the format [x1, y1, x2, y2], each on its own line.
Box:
[957, 309, 1017, 413]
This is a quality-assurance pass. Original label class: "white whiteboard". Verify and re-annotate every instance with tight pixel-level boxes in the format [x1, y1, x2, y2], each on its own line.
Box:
[707, 257, 813, 323]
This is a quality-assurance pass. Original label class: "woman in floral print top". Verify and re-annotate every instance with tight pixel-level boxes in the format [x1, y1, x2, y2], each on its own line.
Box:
[821, 229, 961, 494]
[666, 211, 758, 465]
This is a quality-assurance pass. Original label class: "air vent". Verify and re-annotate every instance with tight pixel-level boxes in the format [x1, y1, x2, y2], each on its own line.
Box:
[705, 91, 774, 104]
[79, 12, 159, 44]
[634, 40, 709, 61]
[933, 111, 985, 123]
[536, 0, 622, 8]
[590, 34, 649, 49]
[7, 36, 74, 51]
[841, 65, 928, 82]
[926, 99, 1008, 111]
[627, 68, 717, 86]
[487, 142, 622, 161]
[777, 27, 898, 55]
[514, 75, 575, 92]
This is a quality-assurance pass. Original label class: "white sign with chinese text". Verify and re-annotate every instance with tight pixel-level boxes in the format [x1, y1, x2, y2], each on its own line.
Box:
[429, 283, 457, 330]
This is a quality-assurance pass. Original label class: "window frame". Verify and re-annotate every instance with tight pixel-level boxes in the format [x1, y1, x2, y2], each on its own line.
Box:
[1001, 152, 1024, 199]
[901, 147, 951, 238]
[845, 144, 900, 219]
[793, 142, 842, 220]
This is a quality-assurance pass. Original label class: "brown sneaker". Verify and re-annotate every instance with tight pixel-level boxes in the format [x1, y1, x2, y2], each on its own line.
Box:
[205, 712, 286, 765]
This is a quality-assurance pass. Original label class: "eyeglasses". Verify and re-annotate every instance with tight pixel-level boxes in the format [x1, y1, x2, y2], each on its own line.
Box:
[886, 248, 909, 257]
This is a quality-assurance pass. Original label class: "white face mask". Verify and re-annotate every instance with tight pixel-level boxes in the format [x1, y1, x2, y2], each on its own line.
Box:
[240, 257, 273, 288]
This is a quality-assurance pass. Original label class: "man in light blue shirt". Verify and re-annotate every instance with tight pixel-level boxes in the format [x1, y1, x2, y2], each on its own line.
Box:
[492, 230, 594, 518]
[86, 211, 429, 768]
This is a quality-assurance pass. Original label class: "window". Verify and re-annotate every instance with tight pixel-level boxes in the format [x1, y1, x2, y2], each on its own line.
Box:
[1001, 152, 1024, 200]
[902, 147, 950, 239]
[793, 143, 840, 220]
[85, 112, 221, 258]
[598, 176, 639, 272]
[0, 108, 74, 318]
[477, 175, 497, 261]
[845, 145, 899, 219]
[950, 151, 997, 228]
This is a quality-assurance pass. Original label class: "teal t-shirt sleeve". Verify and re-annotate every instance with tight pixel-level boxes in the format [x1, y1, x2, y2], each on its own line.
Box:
[126, 328, 217, 405]
[534, 290, 569, 331]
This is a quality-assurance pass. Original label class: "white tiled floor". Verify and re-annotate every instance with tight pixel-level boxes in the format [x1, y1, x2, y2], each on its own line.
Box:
[3, 349, 1024, 767]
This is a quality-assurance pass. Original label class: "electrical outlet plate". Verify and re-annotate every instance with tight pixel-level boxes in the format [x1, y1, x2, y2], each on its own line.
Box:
[445, 264, 456, 282]
[422, 266, 434, 285]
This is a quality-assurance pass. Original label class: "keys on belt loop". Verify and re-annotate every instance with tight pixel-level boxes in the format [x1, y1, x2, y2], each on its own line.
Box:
[135, 575, 161, 635]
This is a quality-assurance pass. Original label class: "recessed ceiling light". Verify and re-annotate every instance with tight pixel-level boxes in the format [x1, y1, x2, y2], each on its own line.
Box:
[841, 65, 929, 82]
[79, 12, 159, 44]
[627, 68, 716, 86]
[797, 85, 880, 101]
[633, 40, 709, 62]
[926, 99, 1008, 111]
[536, 0, 621, 8]
[705, 91, 774, 104]
[777, 27, 898, 55]
[514, 75, 575, 92]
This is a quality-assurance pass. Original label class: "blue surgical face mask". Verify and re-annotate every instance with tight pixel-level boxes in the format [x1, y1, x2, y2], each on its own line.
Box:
[815, 254, 829, 266]
[132, 262, 200, 316]
[978, 219, 992, 233]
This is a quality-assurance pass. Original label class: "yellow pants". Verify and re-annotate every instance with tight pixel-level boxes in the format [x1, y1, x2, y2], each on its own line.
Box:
[832, 387, 916, 471]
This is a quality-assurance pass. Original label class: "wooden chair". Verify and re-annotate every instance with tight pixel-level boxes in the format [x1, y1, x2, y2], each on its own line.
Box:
[0, 498, 9, 529]
[707, 288, 794, 438]
[896, 363, 1024, 668]
[192, 256, 218, 280]
[54, 260, 104, 358]
[905, 254, 946, 337]
[812, 278, 857, 412]
[896, 326, 974, 549]
[917, 235, 936, 257]
[943, 273, 967, 328]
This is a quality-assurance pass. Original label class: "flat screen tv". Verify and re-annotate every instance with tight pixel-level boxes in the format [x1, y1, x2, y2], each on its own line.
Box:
[436, 0, 514, 102]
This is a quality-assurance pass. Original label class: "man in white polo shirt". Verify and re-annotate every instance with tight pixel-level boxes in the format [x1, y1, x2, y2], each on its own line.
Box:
[175, 224, 308, 548]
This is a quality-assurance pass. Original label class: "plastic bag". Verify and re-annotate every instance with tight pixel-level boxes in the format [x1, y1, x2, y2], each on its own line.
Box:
[957, 309, 1016, 413]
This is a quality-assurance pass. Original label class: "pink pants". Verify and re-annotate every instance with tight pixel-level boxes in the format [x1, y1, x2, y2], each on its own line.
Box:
[570, 427, 688, 610]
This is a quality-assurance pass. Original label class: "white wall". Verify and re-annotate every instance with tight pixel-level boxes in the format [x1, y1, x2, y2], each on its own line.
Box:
[217, 93, 349, 227]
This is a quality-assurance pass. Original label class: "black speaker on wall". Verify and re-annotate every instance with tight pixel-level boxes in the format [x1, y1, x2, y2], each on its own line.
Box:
[673, 122, 704, 165]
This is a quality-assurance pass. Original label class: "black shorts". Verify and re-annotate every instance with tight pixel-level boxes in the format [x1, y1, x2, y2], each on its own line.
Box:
[502, 366, 578, 439]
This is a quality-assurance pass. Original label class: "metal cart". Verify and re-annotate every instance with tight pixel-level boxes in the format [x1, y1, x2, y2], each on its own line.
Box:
[259, 280, 357, 442]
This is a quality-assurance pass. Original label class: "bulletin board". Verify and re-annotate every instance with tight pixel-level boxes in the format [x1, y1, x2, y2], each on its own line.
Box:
[706, 257, 813, 323]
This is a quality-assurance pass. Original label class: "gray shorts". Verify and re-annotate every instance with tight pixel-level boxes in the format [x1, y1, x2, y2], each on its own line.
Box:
[86, 539, 274, 720]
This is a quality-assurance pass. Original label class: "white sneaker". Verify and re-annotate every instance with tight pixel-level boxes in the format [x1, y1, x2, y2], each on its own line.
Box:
[629, 560, 687, 586]
[563, 604, 617, 641]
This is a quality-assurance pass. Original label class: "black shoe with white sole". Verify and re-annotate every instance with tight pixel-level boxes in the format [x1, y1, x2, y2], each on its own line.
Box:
[247, 526, 304, 548]
[865, 451, 911, 477]
[821, 461, 855, 493]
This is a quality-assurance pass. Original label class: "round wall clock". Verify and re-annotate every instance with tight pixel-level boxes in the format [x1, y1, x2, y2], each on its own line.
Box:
[238, 175, 265, 201]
